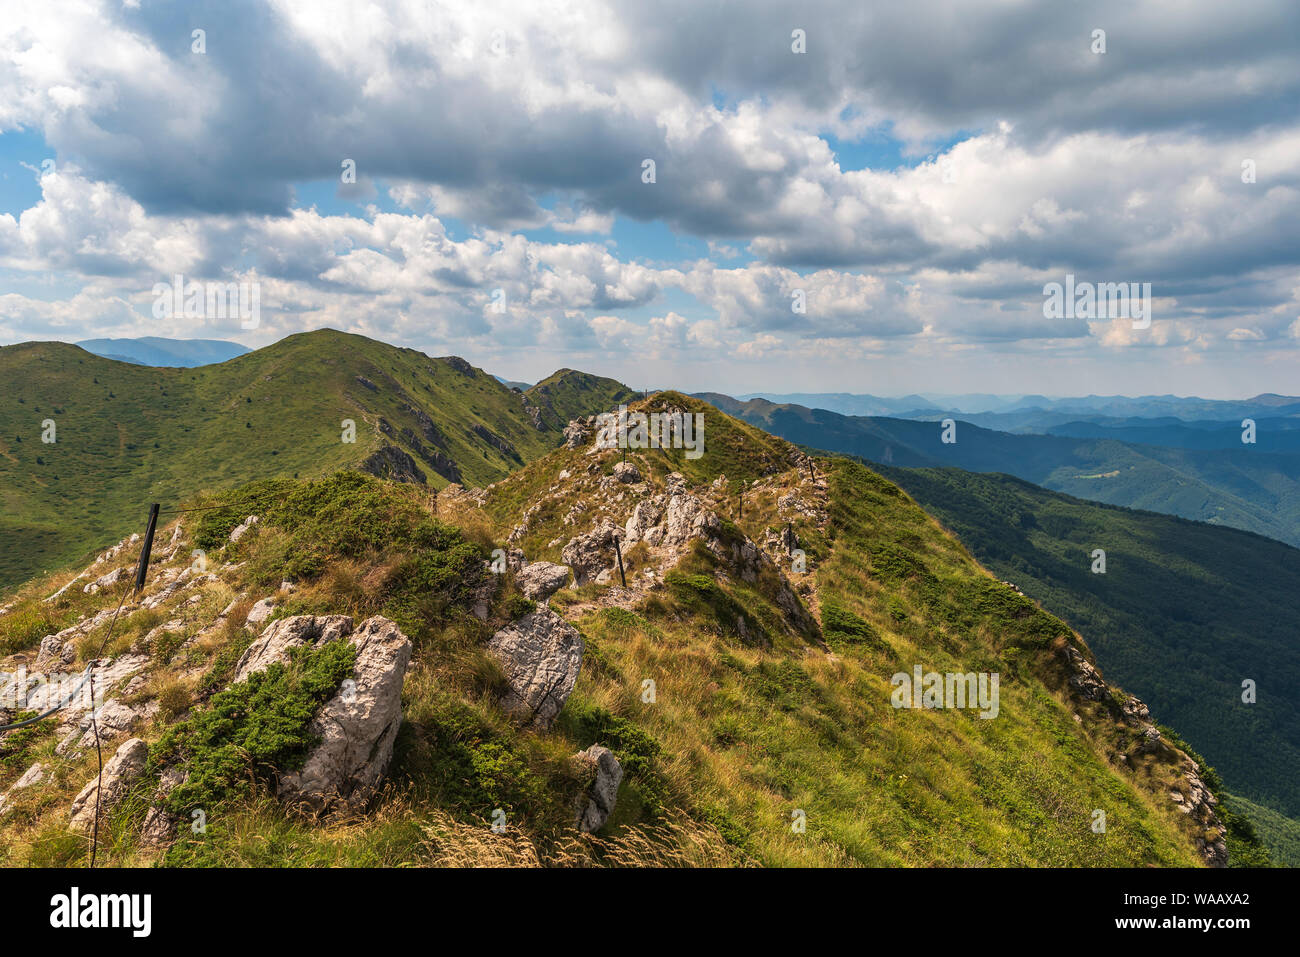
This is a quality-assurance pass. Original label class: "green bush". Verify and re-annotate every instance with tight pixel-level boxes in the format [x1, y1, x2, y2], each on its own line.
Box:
[151, 639, 357, 821]
[821, 600, 882, 649]
[564, 702, 667, 816]
[192, 472, 486, 638]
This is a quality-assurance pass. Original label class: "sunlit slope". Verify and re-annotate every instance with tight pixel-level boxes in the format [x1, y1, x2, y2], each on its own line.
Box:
[0, 329, 630, 589]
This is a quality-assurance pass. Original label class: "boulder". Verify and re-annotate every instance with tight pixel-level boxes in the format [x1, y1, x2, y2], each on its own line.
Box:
[57, 699, 144, 754]
[0, 762, 46, 815]
[139, 767, 187, 848]
[226, 615, 412, 814]
[228, 515, 260, 543]
[516, 562, 571, 601]
[69, 738, 149, 832]
[574, 744, 623, 832]
[613, 461, 641, 484]
[277, 616, 413, 815]
[83, 567, 126, 595]
[486, 607, 584, 729]
[562, 522, 621, 586]
[244, 596, 278, 628]
[232, 615, 354, 683]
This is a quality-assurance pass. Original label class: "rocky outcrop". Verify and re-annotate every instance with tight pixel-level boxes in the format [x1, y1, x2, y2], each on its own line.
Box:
[69, 737, 149, 832]
[563, 417, 595, 449]
[277, 617, 413, 815]
[486, 607, 584, 729]
[57, 699, 149, 754]
[440, 355, 475, 376]
[613, 461, 641, 484]
[381, 416, 463, 482]
[359, 445, 427, 484]
[562, 522, 621, 586]
[618, 479, 817, 636]
[83, 567, 127, 595]
[228, 515, 260, 543]
[469, 423, 520, 462]
[232, 615, 354, 683]
[1063, 645, 1109, 703]
[516, 391, 545, 430]
[35, 635, 76, 670]
[407, 437, 462, 483]
[1059, 642, 1227, 866]
[401, 402, 450, 448]
[515, 562, 571, 601]
[574, 744, 622, 833]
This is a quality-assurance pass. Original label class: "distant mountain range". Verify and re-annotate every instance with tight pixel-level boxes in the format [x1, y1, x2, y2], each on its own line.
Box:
[76, 337, 252, 367]
[700, 393, 1300, 549]
[739, 390, 1300, 421]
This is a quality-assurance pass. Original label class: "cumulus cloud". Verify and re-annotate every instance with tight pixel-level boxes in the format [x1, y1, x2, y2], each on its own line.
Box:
[0, 0, 1297, 391]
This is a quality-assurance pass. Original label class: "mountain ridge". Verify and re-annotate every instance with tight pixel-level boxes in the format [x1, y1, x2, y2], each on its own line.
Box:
[0, 393, 1254, 867]
[698, 392, 1300, 549]
[0, 329, 632, 590]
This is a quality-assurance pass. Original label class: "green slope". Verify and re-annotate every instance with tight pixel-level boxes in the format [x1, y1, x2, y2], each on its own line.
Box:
[0, 395, 1243, 866]
[523, 369, 637, 432]
[0, 330, 631, 590]
[466, 394, 1234, 865]
[1224, 793, 1300, 867]
[877, 466, 1300, 824]
[701, 393, 1300, 548]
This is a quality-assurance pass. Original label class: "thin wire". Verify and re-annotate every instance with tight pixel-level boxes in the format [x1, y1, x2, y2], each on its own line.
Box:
[0, 665, 95, 731]
[162, 494, 278, 515]
[85, 585, 132, 869]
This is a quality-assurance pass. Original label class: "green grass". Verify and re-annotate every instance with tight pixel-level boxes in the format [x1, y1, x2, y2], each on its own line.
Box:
[0, 396, 1250, 868]
[0, 330, 632, 591]
[880, 466, 1300, 824]
[151, 640, 359, 839]
[1224, 793, 1300, 867]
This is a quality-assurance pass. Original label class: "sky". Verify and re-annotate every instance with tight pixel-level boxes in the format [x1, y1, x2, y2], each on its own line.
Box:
[0, 0, 1298, 397]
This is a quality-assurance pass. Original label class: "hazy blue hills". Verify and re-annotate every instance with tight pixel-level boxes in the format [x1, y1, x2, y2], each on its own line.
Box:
[699, 393, 1300, 548]
[75, 337, 251, 367]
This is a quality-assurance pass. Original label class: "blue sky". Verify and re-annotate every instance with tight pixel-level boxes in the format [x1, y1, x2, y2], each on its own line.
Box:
[1, 0, 1298, 397]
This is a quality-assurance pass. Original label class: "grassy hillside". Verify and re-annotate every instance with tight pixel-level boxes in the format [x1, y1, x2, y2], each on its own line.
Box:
[0, 396, 1249, 867]
[1224, 793, 1300, 867]
[702, 393, 1300, 548]
[0, 330, 630, 591]
[877, 466, 1300, 825]
[522, 369, 638, 432]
